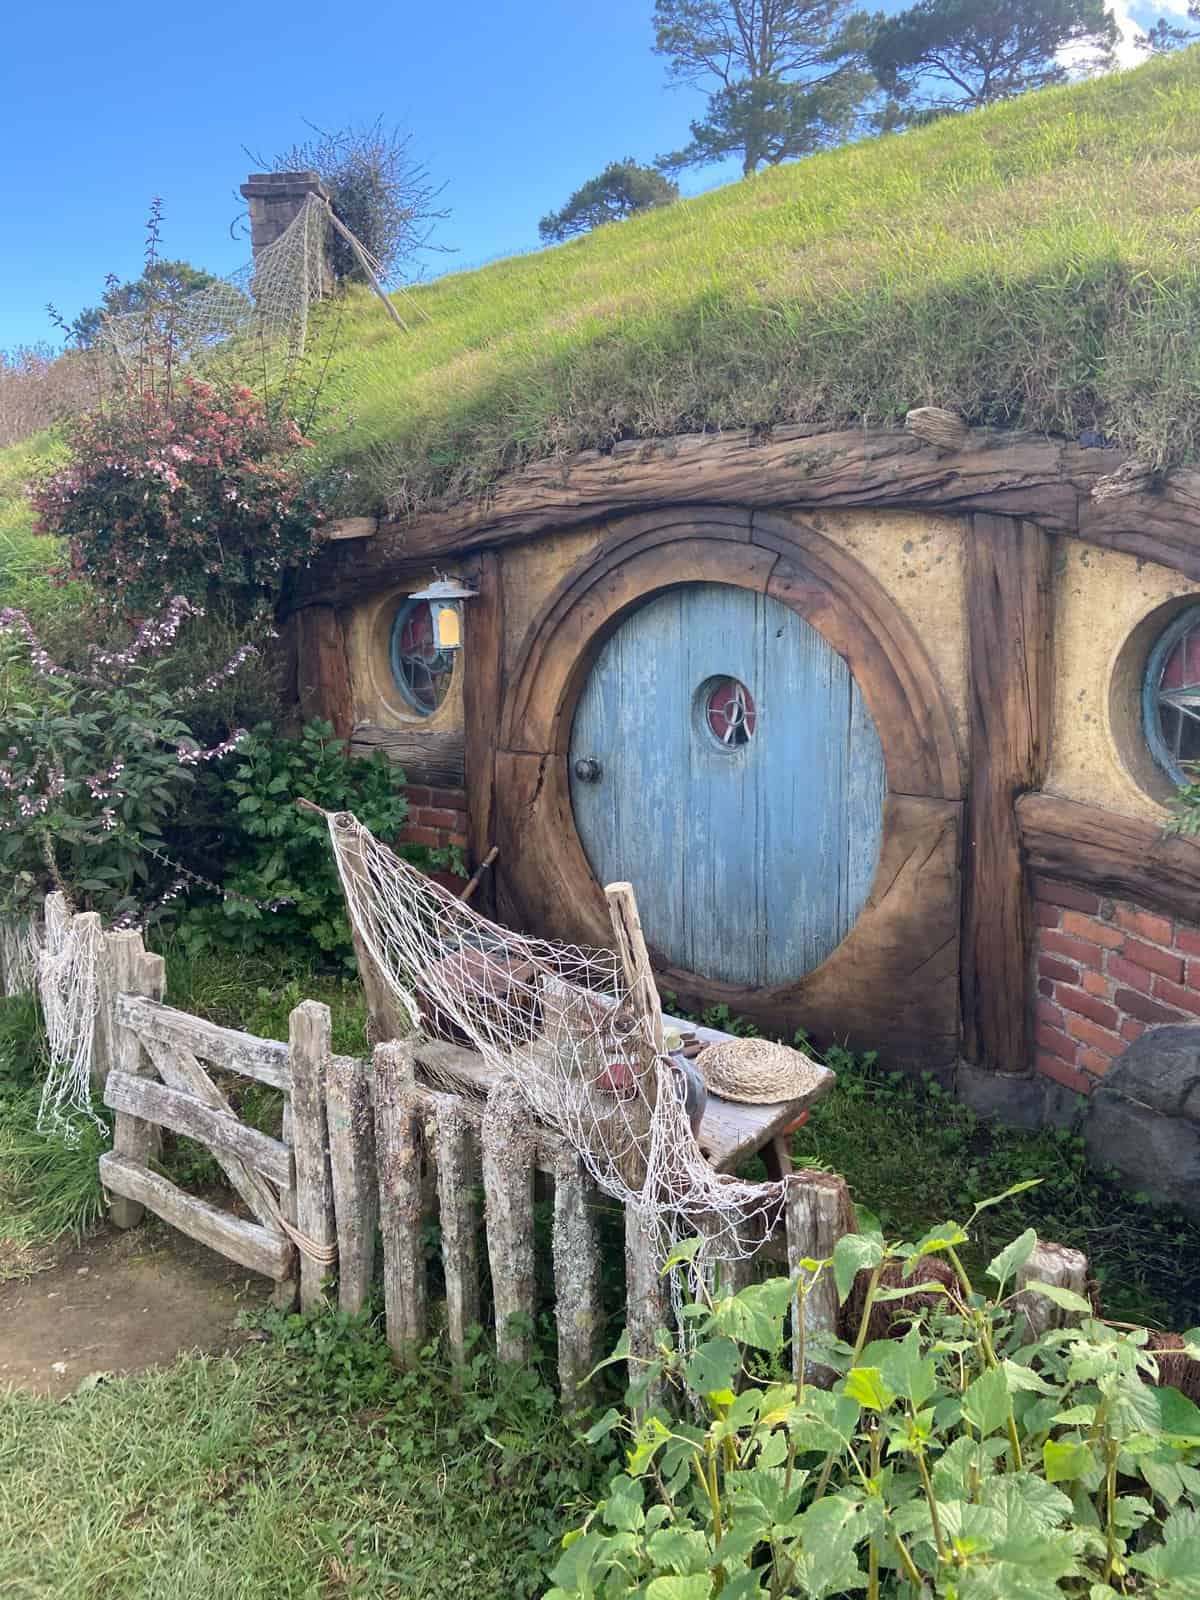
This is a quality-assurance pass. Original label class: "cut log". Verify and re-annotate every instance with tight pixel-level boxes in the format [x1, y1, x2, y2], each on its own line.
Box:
[348, 724, 467, 789]
[433, 1097, 482, 1376]
[374, 1040, 427, 1365]
[99, 1154, 290, 1278]
[104, 1070, 292, 1187]
[550, 1142, 603, 1409]
[115, 995, 291, 1088]
[786, 1170, 857, 1386]
[481, 1081, 537, 1366]
[1012, 1239, 1090, 1339]
[325, 1053, 379, 1316]
[289, 1000, 337, 1310]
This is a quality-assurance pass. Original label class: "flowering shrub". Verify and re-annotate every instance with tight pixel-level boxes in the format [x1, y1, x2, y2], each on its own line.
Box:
[0, 596, 253, 921]
[181, 721, 411, 966]
[31, 376, 327, 612]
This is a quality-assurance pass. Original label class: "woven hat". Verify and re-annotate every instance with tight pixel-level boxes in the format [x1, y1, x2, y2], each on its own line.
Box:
[693, 1036, 824, 1105]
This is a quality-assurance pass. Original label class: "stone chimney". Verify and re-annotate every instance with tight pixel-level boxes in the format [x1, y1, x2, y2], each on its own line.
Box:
[240, 170, 330, 257]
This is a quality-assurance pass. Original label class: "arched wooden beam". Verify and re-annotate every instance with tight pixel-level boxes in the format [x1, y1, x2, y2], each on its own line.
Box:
[492, 508, 963, 1068]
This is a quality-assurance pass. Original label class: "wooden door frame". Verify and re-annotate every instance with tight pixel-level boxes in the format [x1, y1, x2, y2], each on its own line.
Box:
[489, 506, 965, 1066]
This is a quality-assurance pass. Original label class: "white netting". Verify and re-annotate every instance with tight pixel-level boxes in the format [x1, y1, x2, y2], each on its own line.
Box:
[0, 914, 40, 998]
[99, 193, 334, 377]
[327, 809, 791, 1283]
[36, 906, 105, 1144]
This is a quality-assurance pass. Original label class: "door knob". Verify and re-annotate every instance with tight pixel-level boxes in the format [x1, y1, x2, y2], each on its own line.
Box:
[574, 757, 603, 783]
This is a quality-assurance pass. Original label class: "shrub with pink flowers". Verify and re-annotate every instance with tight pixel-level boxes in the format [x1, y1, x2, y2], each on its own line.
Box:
[32, 376, 327, 612]
[0, 596, 254, 923]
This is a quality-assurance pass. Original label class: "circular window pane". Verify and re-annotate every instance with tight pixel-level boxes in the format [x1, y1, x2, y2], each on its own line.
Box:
[1144, 606, 1200, 784]
[701, 676, 757, 748]
[389, 599, 453, 717]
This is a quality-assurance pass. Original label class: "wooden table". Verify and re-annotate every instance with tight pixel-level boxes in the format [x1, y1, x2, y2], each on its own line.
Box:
[411, 1010, 836, 1177]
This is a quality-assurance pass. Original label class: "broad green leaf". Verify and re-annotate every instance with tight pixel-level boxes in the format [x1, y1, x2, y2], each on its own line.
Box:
[583, 1406, 621, 1444]
[987, 1227, 1038, 1290]
[844, 1366, 896, 1412]
[873, 1279, 948, 1303]
[1108, 1374, 1163, 1441]
[1044, 1438, 1096, 1483]
[712, 1278, 795, 1351]
[603, 1474, 645, 1533]
[832, 1232, 885, 1304]
[660, 1236, 704, 1275]
[1158, 1385, 1200, 1442]
[645, 1577, 712, 1600]
[1022, 1281, 1092, 1316]
[684, 1337, 740, 1398]
[645, 1527, 710, 1576]
[968, 1179, 1043, 1218]
[962, 1366, 1011, 1437]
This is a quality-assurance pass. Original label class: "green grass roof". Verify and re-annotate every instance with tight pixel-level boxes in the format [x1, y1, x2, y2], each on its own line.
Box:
[307, 47, 1200, 518]
[4, 46, 1200, 577]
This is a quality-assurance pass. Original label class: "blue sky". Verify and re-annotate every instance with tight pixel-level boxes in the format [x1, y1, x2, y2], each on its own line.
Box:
[0, 0, 1178, 351]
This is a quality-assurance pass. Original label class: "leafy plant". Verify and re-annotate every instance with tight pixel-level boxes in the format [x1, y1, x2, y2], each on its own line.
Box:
[551, 1193, 1200, 1598]
[1164, 766, 1200, 838]
[181, 720, 410, 965]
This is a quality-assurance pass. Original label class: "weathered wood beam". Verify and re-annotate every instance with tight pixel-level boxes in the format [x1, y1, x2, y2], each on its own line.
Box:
[107, 944, 167, 1231]
[115, 995, 291, 1089]
[348, 724, 466, 788]
[961, 515, 1055, 1074]
[481, 1081, 537, 1367]
[374, 1040, 428, 1366]
[104, 1069, 293, 1187]
[289, 1000, 337, 1310]
[296, 602, 354, 738]
[326, 1052, 379, 1316]
[1016, 792, 1200, 927]
[550, 1144, 603, 1410]
[301, 423, 1200, 606]
[462, 549, 503, 902]
[99, 1154, 291, 1279]
[432, 1097, 482, 1378]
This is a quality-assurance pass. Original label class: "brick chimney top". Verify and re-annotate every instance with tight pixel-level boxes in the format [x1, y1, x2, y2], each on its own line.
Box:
[240, 171, 330, 257]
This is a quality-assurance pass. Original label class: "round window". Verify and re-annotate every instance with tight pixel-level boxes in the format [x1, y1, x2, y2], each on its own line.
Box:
[389, 599, 454, 717]
[1143, 606, 1200, 784]
[700, 676, 757, 748]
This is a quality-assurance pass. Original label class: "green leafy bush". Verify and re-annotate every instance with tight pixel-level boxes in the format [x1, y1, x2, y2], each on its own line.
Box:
[550, 1193, 1200, 1598]
[182, 720, 410, 965]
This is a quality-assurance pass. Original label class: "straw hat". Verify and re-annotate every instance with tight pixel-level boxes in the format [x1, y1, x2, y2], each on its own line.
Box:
[693, 1036, 824, 1105]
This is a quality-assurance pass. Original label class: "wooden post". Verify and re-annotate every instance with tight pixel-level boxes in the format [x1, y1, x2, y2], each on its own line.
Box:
[481, 1081, 537, 1366]
[786, 1170, 857, 1387]
[605, 882, 664, 1053]
[93, 928, 146, 1088]
[334, 818, 414, 1047]
[374, 1039, 427, 1365]
[289, 1000, 337, 1311]
[434, 1098, 482, 1378]
[624, 1205, 668, 1403]
[961, 515, 1055, 1077]
[551, 1143, 603, 1409]
[295, 603, 354, 739]
[107, 942, 167, 1230]
[462, 550, 504, 916]
[326, 1053, 378, 1316]
[0, 915, 36, 999]
[1013, 1239, 1090, 1339]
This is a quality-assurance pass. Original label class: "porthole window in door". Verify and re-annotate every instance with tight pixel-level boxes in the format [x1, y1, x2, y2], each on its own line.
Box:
[1144, 606, 1200, 784]
[701, 676, 757, 748]
[389, 599, 454, 716]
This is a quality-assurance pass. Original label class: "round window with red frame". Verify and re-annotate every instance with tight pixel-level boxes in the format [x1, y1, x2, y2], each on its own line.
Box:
[703, 676, 757, 748]
[389, 599, 454, 716]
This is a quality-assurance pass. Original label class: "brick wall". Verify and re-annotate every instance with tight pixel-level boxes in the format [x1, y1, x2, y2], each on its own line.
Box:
[1034, 876, 1200, 1096]
[397, 785, 469, 853]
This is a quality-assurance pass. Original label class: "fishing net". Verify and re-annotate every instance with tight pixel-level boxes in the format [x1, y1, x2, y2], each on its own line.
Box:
[36, 904, 105, 1143]
[326, 809, 792, 1282]
[98, 193, 333, 378]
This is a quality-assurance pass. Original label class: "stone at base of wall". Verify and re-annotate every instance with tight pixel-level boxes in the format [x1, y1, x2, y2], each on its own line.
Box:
[1084, 1025, 1200, 1216]
[955, 1062, 1050, 1130]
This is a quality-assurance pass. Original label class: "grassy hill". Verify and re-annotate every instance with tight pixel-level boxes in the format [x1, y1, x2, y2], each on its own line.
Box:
[4, 46, 1200, 567]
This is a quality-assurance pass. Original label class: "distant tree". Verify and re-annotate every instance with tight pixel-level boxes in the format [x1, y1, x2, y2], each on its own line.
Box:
[72, 261, 215, 348]
[1133, 7, 1199, 53]
[539, 161, 680, 242]
[653, 0, 876, 176]
[255, 119, 448, 284]
[864, 0, 1119, 116]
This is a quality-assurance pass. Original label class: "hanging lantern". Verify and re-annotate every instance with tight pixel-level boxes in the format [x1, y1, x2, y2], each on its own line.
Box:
[406, 574, 477, 653]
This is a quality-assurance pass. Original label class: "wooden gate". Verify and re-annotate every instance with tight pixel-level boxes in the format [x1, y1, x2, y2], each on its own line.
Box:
[100, 994, 336, 1305]
[568, 581, 887, 988]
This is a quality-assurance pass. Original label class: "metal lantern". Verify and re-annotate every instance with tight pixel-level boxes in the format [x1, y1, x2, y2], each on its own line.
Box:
[406, 574, 477, 653]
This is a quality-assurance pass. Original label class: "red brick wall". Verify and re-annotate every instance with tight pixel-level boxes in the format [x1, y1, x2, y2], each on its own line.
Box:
[397, 784, 469, 853]
[1033, 876, 1200, 1096]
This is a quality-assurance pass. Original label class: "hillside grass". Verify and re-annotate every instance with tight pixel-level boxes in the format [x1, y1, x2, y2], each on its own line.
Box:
[294, 47, 1200, 517]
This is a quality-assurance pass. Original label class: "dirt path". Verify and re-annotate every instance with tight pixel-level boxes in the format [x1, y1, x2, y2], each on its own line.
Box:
[0, 1221, 273, 1396]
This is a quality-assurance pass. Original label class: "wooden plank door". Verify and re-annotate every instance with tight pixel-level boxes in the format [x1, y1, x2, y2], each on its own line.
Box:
[569, 582, 886, 987]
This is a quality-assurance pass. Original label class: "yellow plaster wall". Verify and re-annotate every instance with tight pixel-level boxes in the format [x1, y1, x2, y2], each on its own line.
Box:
[788, 509, 970, 762]
[1045, 539, 1200, 821]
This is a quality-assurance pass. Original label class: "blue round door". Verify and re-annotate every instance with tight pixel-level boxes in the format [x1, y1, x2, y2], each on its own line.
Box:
[568, 582, 886, 987]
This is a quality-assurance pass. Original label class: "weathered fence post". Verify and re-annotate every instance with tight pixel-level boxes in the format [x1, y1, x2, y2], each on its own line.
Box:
[375, 1039, 427, 1366]
[93, 927, 148, 1088]
[1013, 1239, 1090, 1338]
[482, 1081, 537, 1367]
[108, 939, 168, 1230]
[289, 1000, 337, 1311]
[326, 1052, 378, 1316]
[786, 1170, 857, 1386]
[0, 913, 37, 999]
[624, 1205, 668, 1403]
[434, 1097, 482, 1379]
[551, 1142, 603, 1409]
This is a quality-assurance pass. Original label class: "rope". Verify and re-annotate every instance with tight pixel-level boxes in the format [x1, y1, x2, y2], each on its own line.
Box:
[277, 1213, 339, 1266]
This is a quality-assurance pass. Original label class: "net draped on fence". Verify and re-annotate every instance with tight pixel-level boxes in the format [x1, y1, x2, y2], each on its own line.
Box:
[326, 809, 791, 1279]
[35, 905, 105, 1143]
